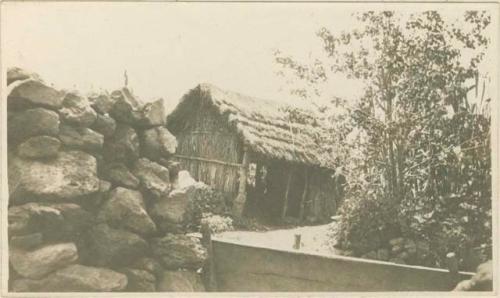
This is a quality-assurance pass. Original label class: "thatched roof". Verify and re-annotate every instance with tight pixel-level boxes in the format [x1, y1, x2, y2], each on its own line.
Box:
[167, 83, 332, 169]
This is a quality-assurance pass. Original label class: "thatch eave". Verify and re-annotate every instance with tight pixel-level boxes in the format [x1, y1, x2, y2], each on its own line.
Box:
[167, 83, 336, 170]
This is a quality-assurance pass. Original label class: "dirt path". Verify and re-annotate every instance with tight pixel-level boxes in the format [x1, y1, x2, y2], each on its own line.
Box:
[218, 223, 343, 255]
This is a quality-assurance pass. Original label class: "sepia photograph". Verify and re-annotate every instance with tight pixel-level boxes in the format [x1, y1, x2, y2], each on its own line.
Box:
[0, 1, 498, 295]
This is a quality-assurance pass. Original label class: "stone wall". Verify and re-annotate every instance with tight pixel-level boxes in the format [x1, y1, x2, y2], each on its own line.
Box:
[6, 67, 220, 292]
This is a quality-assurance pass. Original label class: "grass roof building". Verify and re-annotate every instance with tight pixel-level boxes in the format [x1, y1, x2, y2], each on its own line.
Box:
[167, 83, 344, 223]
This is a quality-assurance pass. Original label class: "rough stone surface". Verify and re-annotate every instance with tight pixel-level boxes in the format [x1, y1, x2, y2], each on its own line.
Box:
[7, 67, 41, 85]
[151, 234, 207, 270]
[132, 158, 170, 199]
[109, 88, 142, 124]
[8, 202, 94, 242]
[8, 108, 60, 143]
[88, 92, 115, 115]
[109, 88, 165, 128]
[91, 113, 116, 137]
[103, 124, 140, 163]
[157, 270, 205, 292]
[12, 265, 128, 292]
[46, 203, 95, 242]
[82, 223, 148, 267]
[130, 257, 163, 278]
[140, 126, 177, 161]
[135, 98, 166, 128]
[8, 203, 64, 237]
[98, 187, 156, 235]
[59, 92, 97, 127]
[10, 242, 78, 279]
[120, 268, 156, 292]
[59, 124, 104, 152]
[17, 136, 61, 159]
[8, 151, 100, 204]
[102, 163, 139, 189]
[151, 189, 189, 233]
[168, 161, 181, 181]
[10, 233, 43, 250]
[8, 79, 64, 110]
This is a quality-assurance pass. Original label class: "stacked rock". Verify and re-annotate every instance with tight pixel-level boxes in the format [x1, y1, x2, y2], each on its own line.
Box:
[6, 67, 217, 292]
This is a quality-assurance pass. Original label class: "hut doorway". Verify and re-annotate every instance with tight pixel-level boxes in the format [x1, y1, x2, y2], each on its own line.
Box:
[246, 161, 309, 222]
[284, 168, 306, 218]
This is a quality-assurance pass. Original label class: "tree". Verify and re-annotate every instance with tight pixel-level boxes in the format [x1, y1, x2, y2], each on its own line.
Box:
[275, 11, 492, 269]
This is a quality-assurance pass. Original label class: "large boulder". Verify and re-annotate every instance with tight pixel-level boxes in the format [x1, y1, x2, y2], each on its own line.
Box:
[151, 177, 226, 233]
[130, 257, 163, 278]
[46, 203, 95, 241]
[157, 270, 205, 292]
[109, 88, 142, 124]
[8, 202, 94, 242]
[72, 179, 112, 212]
[151, 189, 190, 233]
[103, 124, 140, 163]
[159, 159, 181, 181]
[109, 88, 165, 128]
[136, 98, 166, 128]
[132, 158, 170, 199]
[101, 163, 139, 189]
[7, 67, 42, 85]
[10, 242, 78, 279]
[17, 136, 61, 159]
[12, 264, 128, 292]
[8, 151, 100, 204]
[59, 124, 104, 152]
[88, 92, 115, 115]
[7, 79, 64, 110]
[140, 126, 177, 161]
[10, 233, 43, 250]
[59, 92, 97, 127]
[119, 268, 156, 292]
[81, 223, 148, 267]
[91, 113, 116, 137]
[151, 234, 207, 270]
[8, 203, 63, 237]
[98, 187, 156, 235]
[8, 108, 59, 144]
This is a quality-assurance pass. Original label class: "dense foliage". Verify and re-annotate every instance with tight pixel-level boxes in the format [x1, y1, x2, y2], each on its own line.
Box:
[275, 11, 492, 270]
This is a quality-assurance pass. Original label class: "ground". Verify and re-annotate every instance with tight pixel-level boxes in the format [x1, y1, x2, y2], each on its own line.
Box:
[217, 223, 344, 256]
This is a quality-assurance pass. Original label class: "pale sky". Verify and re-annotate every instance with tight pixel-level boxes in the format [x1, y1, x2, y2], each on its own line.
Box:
[1, 2, 497, 112]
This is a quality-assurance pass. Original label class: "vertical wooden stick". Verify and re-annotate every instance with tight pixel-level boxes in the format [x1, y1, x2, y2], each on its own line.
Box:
[293, 234, 301, 250]
[233, 146, 249, 216]
[446, 252, 460, 285]
[299, 167, 309, 221]
[282, 168, 293, 219]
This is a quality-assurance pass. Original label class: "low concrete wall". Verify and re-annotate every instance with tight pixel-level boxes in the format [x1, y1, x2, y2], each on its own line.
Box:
[210, 238, 474, 292]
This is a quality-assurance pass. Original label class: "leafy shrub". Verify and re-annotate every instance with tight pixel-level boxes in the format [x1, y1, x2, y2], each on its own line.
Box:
[200, 212, 234, 234]
[185, 183, 229, 230]
[334, 191, 400, 256]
